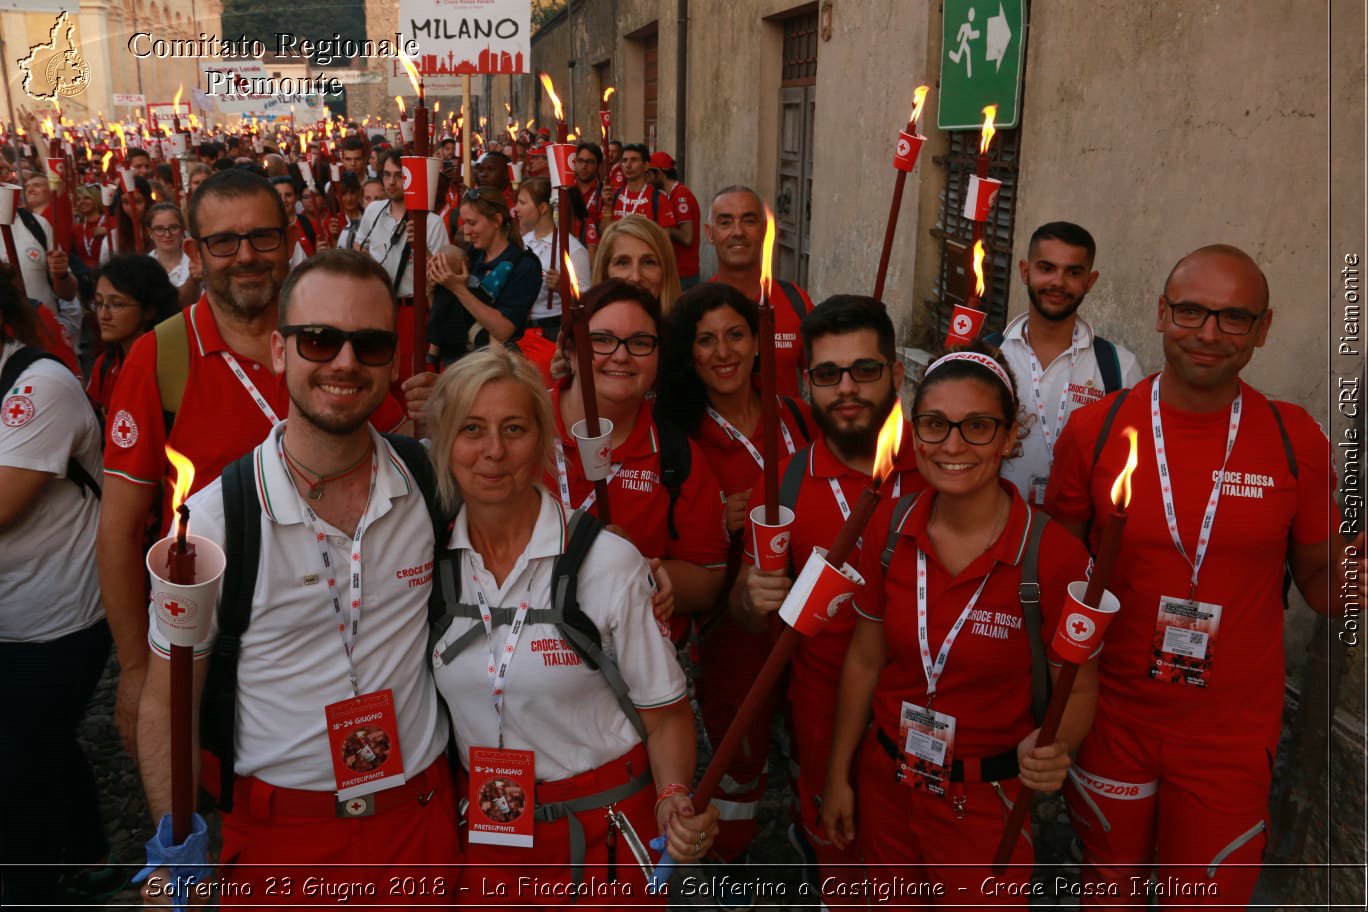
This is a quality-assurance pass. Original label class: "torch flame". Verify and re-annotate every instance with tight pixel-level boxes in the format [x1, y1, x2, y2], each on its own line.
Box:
[759, 206, 777, 300]
[910, 85, 930, 126]
[161, 124, 172, 138]
[299, 134, 306, 153]
[978, 104, 997, 155]
[971, 239, 986, 297]
[433, 100, 440, 115]
[100, 151, 113, 172]
[1109, 428, 1140, 509]
[395, 96, 406, 117]
[166, 445, 196, 530]
[173, 83, 183, 109]
[41, 118, 54, 138]
[188, 113, 200, 130]
[539, 72, 564, 122]
[398, 49, 422, 97]
[872, 403, 905, 485]
[504, 102, 512, 115]
[602, 87, 616, 104]
[111, 122, 126, 151]
[562, 251, 581, 297]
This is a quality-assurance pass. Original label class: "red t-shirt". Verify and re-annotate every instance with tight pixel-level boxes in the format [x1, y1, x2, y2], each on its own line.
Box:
[573, 181, 603, 248]
[103, 297, 406, 532]
[1046, 375, 1336, 749]
[611, 184, 678, 229]
[666, 183, 701, 279]
[86, 349, 122, 416]
[744, 428, 925, 686]
[855, 482, 1089, 758]
[548, 389, 729, 569]
[691, 397, 814, 498]
[708, 276, 811, 399]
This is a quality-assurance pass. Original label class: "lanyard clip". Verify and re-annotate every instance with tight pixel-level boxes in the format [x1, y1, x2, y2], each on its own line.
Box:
[348, 673, 359, 697]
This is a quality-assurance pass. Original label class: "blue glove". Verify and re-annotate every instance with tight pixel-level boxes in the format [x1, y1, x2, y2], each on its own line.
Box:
[131, 813, 211, 911]
[647, 835, 677, 892]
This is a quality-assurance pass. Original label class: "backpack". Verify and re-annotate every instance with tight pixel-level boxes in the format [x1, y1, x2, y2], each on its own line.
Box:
[880, 491, 1052, 724]
[774, 278, 809, 325]
[427, 507, 649, 745]
[200, 433, 449, 812]
[0, 346, 101, 500]
[984, 330, 1122, 394]
[654, 416, 692, 541]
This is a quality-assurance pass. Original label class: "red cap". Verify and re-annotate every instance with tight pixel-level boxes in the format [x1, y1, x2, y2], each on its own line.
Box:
[537, 127, 551, 138]
[527, 145, 547, 158]
[648, 152, 675, 170]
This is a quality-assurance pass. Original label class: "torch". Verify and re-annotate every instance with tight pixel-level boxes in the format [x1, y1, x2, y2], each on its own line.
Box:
[649, 408, 905, 887]
[872, 84, 929, 303]
[540, 74, 572, 313]
[599, 87, 615, 184]
[400, 50, 433, 378]
[757, 208, 780, 513]
[562, 253, 613, 524]
[991, 429, 1138, 873]
[965, 105, 1000, 261]
[396, 96, 412, 146]
[0, 182, 27, 298]
[946, 240, 989, 348]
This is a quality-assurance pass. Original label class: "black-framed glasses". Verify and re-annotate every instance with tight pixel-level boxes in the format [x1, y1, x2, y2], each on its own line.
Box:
[912, 414, 1008, 446]
[806, 359, 888, 387]
[148, 224, 183, 235]
[589, 332, 659, 357]
[1162, 296, 1264, 336]
[279, 324, 398, 366]
[199, 228, 285, 257]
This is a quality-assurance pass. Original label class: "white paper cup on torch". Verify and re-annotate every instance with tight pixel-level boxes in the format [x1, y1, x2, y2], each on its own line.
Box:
[401, 156, 440, 211]
[120, 168, 137, 191]
[1051, 580, 1121, 665]
[962, 175, 1002, 222]
[100, 183, 117, 207]
[570, 418, 615, 481]
[145, 535, 227, 648]
[748, 504, 796, 573]
[297, 161, 315, 191]
[778, 547, 865, 636]
[164, 133, 187, 156]
[399, 119, 414, 143]
[892, 131, 925, 172]
[330, 163, 342, 184]
[0, 184, 21, 225]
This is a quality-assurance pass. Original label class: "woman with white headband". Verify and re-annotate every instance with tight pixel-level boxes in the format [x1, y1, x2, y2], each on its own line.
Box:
[821, 341, 1099, 899]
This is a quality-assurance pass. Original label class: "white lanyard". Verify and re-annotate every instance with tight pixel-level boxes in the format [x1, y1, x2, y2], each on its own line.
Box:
[553, 439, 622, 513]
[1149, 374, 1242, 598]
[471, 574, 535, 744]
[825, 473, 900, 553]
[1023, 325, 1078, 457]
[282, 437, 378, 697]
[618, 185, 650, 215]
[705, 405, 797, 470]
[221, 351, 281, 426]
[916, 548, 993, 705]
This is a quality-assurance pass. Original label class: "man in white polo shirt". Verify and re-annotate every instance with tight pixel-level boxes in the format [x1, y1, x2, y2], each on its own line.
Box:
[994, 221, 1143, 505]
[135, 250, 459, 906]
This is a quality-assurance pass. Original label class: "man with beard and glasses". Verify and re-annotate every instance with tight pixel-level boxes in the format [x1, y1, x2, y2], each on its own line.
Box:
[98, 171, 432, 761]
[994, 222, 1141, 506]
[135, 250, 460, 906]
[732, 296, 925, 907]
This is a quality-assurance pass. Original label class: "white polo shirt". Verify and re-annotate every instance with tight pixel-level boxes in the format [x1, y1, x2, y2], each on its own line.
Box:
[998, 314, 1143, 504]
[148, 423, 446, 791]
[356, 199, 450, 297]
[0, 340, 103, 642]
[0, 211, 56, 309]
[522, 229, 589, 323]
[432, 487, 686, 782]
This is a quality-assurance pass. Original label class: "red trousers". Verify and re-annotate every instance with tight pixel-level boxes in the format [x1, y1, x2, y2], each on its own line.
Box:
[857, 729, 1034, 908]
[461, 743, 663, 912]
[217, 761, 462, 908]
[1065, 712, 1270, 910]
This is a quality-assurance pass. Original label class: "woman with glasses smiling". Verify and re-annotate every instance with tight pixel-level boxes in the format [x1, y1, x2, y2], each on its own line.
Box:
[142, 203, 199, 310]
[821, 343, 1098, 899]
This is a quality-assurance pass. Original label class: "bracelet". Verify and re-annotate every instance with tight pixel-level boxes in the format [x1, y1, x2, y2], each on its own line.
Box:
[654, 783, 689, 811]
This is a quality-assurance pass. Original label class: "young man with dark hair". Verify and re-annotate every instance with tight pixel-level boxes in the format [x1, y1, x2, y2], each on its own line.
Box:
[339, 134, 369, 178]
[647, 151, 700, 287]
[996, 221, 1142, 505]
[602, 143, 677, 233]
[571, 142, 604, 254]
[124, 147, 153, 180]
[270, 175, 316, 264]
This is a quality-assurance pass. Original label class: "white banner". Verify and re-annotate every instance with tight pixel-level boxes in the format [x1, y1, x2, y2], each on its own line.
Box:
[112, 93, 146, 107]
[400, 0, 530, 77]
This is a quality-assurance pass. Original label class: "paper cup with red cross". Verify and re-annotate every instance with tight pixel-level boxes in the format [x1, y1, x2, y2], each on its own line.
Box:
[0, 184, 21, 225]
[164, 133, 188, 156]
[399, 119, 414, 143]
[1051, 580, 1121, 665]
[892, 131, 925, 172]
[571, 418, 615, 481]
[778, 547, 865, 636]
[401, 156, 440, 211]
[748, 504, 796, 573]
[547, 143, 577, 189]
[100, 183, 118, 207]
[120, 168, 139, 192]
[330, 163, 343, 184]
[962, 175, 1002, 222]
[145, 534, 227, 648]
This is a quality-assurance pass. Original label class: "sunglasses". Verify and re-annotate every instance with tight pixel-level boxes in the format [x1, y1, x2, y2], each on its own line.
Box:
[279, 324, 398, 366]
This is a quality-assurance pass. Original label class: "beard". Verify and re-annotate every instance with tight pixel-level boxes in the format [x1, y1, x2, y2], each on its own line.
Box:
[288, 372, 384, 437]
[811, 384, 899, 461]
[203, 262, 283, 321]
[1027, 284, 1085, 323]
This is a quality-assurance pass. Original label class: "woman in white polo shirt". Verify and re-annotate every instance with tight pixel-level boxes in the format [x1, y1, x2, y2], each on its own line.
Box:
[426, 346, 717, 905]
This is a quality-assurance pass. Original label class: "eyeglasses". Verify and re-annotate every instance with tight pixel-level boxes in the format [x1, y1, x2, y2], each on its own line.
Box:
[279, 324, 398, 366]
[912, 414, 1008, 446]
[199, 228, 285, 257]
[148, 224, 183, 235]
[589, 332, 659, 357]
[1162, 296, 1264, 336]
[805, 359, 889, 387]
[94, 299, 139, 312]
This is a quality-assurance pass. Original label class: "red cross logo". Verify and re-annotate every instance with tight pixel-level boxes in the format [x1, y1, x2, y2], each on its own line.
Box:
[1072, 620, 1088, 636]
[165, 601, 185, 617]
[345, 798, 367, 815]
[2, 395, 34, 428]
[110, 409, 139, 448]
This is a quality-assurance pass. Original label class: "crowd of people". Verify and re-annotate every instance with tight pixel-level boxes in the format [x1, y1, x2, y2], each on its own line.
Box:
[0, 110, 1359, 912]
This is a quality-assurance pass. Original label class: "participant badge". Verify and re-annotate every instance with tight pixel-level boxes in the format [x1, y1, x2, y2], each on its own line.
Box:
[468, 746, 536, 848]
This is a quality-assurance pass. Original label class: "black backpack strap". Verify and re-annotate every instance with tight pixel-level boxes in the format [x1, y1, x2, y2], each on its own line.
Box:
[298, 214, 317, 247]
[1094, 337, 1122, 394]
[779, 445, 811, 514]
[654, 418, 692, 541]
[781, 396, 811, 444]
[1018, 504, 1052, 724]
[17, 207, 47, 250]
[1, 346, 100, 499]
[1266, 401, 1299, 480]
[776, 279, 808, 323]
[200, 453, 262, 813]
[881, 492, 922, 573]
[983, 330, 1005, 348]
[1091, 387, 1133, 469]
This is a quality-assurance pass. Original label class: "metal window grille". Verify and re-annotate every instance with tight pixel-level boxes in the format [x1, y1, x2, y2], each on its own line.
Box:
[781, 11, 819, 86]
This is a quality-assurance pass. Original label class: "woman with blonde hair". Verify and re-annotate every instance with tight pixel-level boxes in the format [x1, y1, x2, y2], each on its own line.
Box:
[592, 216, 681, 314]
[425, 345, 718, 904]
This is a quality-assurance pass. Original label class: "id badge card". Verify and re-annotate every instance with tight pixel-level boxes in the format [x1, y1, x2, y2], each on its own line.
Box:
[468, 746, 536, 847]
[896, 701, 956, 796]
[324, 689, 406, 800]
[1149, 596, 1223, 687]
[1029, 475, 1049, 506]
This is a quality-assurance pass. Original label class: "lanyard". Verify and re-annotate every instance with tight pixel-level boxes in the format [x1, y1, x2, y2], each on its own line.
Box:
[1022, 324, 1079, 458]
[826, 473, 900, 554]
[471, 573, 535, 746]
[705, 405, 797, 470]
[916, 548, 993, 706]
[553, 439, 622, 513]
[280, 436, 378, 697]
[1149, 374, 1242, 598]
[220, 351, 281, 426]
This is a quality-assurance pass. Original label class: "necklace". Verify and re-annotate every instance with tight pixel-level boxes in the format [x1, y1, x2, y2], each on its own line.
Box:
[282, 439, 373, 501]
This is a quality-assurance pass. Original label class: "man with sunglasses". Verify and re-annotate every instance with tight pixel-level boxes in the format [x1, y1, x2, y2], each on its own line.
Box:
[1047, 245, 1357, 908]
[732, 296, 924, 907]
[98, 171, 429, 761]
[135, 249, 459, 905]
